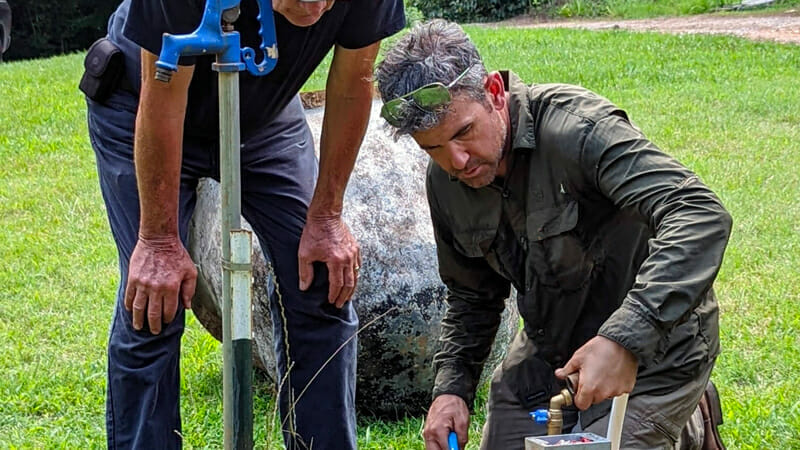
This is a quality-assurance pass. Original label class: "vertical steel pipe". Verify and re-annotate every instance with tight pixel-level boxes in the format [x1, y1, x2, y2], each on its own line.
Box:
[219, 69, 254, 450]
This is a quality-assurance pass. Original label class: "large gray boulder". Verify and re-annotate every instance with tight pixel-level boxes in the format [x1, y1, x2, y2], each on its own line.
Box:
[188, 99, 519, 418]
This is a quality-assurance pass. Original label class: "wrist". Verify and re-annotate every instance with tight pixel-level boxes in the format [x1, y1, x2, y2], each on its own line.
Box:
[137, 212, 179, 243]
[433, 363, 476, 411]
[308, 176, 346, 216]
[137, 232, 181, 247]
[306, 204, 343, 221]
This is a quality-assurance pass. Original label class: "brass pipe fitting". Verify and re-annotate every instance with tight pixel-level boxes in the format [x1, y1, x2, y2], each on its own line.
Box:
[546, 373, 579, 435]
[546, 388, 572, 435]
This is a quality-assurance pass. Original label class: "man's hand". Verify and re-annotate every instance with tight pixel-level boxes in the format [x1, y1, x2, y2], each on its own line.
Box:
[555, 336, 638, 410]
[124, 235, 197, 334]
[297, 214, 361, 308]
[422, 394, 469, 450]
[127, 49, 196, 335]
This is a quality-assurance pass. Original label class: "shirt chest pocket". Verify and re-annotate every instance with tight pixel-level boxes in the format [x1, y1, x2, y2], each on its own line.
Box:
[526, 201, 598, 292]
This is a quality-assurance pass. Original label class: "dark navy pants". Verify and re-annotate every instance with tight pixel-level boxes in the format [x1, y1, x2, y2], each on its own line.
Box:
[87, 89, 358, 450]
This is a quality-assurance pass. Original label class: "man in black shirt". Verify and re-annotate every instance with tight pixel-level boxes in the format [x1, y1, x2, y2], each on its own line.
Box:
[84, 1, 404, 448]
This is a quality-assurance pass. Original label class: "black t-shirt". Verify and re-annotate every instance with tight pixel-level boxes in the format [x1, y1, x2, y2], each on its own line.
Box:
[121, 0, 404, 138]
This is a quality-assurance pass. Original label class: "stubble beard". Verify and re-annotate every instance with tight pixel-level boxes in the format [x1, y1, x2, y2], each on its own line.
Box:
[458, 113, 508, 189]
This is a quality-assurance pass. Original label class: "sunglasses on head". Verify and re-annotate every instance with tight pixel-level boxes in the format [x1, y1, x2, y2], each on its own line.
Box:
[380, 65, 475, 128]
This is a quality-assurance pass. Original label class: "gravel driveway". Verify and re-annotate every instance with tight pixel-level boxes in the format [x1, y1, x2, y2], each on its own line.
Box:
[489, 10, 800, 45]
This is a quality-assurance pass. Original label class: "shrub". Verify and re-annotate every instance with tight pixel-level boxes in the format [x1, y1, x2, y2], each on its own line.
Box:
[4, 0, 118, 61]
[409, 0, 530, 23]
[405, 3, 426, 27]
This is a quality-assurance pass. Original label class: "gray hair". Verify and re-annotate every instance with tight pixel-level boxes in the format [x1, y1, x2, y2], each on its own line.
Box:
[375, 19, 488, 138]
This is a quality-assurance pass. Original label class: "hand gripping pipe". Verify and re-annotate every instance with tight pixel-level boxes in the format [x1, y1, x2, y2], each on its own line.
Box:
[532, 373, 628, 449]
[154, 1, 278, 449]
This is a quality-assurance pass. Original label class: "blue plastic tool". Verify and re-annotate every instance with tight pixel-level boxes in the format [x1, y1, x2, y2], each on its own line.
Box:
[448, 431, 459, 450]
[531, 408, 550, 425]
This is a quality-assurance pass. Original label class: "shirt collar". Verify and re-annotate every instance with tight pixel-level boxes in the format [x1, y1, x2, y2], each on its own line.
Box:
[501, 70, 537, 153]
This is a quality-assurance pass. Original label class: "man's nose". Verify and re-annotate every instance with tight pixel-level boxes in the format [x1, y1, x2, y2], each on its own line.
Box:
[446, 144, 469, 171]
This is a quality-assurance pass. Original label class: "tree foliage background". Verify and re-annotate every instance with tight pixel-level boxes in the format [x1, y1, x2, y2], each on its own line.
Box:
[4, 0, 119, 61]
[4, 0, 541, 61]
[409, 0, 531, 22]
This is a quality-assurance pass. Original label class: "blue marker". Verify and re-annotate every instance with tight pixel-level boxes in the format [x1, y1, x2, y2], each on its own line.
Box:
[448, 431, 459, 450]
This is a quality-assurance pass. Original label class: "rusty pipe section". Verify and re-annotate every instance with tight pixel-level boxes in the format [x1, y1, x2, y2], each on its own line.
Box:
[547, 373, 579, 435]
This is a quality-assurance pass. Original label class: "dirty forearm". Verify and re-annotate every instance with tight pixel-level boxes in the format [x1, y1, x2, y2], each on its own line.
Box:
[308, 43, 379, 219]
[134, 50, 194, 239]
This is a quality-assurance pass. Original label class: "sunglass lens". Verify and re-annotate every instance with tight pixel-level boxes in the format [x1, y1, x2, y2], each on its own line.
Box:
[380, 101, 403, 126]
[413, 85, 450, 109]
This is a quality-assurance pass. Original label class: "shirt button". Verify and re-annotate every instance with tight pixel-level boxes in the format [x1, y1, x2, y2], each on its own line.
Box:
[502, 190, 510, 198]
[536, 328, 545, 336]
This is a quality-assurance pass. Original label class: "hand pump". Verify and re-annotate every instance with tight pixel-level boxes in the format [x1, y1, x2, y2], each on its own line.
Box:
[153, 1, 278, 448]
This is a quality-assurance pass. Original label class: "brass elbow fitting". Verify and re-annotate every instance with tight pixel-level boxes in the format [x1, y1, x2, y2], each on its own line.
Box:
[546, 388, 573, 435]
[546, 373, 578, 435]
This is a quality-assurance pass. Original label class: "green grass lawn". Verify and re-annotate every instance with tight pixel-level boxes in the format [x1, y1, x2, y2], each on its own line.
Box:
[2, 23, 799, 449]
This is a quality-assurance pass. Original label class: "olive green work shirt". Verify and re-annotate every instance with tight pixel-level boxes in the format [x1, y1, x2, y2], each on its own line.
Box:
[428, 71, 732, 410]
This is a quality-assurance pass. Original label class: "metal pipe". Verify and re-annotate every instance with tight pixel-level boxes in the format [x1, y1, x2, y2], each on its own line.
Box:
[155, 1, 276, 446]
[219, 68, 253, 450]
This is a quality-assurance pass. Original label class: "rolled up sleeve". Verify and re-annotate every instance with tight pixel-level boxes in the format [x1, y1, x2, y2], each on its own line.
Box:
[582, 115, 732, 366]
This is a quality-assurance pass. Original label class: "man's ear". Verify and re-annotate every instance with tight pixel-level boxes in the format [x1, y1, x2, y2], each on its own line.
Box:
[484, 71, 506, 111]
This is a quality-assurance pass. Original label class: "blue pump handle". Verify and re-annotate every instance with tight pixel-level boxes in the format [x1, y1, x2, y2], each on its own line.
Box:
[241, 0, 278, 75]
[155, 0, 278, 78]
[448, 431, 459, 450]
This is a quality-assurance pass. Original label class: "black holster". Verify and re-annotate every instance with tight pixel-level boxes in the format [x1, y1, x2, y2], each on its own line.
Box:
[79, 37, 125, 103]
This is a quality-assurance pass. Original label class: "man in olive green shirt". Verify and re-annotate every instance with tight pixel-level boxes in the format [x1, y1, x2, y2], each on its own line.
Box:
[375, 20, 730, 450]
